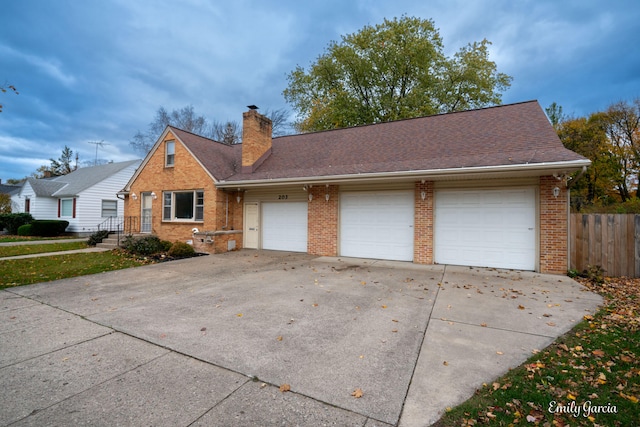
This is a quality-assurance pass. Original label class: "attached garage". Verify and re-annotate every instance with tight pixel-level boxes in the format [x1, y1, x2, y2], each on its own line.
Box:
[262, 202, 308, 252]
[340, 191, 414, 261]
[434, 187, 536, 270]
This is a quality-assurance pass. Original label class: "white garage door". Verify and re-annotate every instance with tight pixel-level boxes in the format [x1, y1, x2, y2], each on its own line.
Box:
[435, 188, 536, 270]
[262, 202, 308, 252]
[340, 191, 414, 261]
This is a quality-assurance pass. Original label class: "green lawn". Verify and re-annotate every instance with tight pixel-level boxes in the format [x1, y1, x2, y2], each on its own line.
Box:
[0, 251, 151, 288]
[0, 241, 88, 257]
[434, 278, 639, 427]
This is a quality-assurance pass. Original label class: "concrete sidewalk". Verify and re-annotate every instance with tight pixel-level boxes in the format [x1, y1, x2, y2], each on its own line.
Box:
[0, 251, 603, 426]
[0, 238, 109, 260]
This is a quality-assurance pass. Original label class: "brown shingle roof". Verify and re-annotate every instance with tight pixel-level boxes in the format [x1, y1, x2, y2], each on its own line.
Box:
[169, 126, 241, 180]
[223, 101, 588, 182]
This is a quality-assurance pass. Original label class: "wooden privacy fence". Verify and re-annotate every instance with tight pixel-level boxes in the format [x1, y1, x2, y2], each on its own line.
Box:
[570, 214, 640, 277]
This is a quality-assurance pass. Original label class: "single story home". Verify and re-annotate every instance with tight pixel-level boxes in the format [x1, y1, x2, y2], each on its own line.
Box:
[12, 160, 141, 234]
[121, 101, 590, 274]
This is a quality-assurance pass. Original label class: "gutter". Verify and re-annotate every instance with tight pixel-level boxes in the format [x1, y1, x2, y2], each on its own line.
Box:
[216, 159, 592, 189]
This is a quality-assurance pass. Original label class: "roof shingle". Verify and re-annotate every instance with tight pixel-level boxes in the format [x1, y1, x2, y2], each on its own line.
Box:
[224, 101, 587, 182]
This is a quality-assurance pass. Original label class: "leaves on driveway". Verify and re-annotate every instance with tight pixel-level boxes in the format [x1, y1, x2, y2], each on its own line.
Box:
[351, 388, 364, 398]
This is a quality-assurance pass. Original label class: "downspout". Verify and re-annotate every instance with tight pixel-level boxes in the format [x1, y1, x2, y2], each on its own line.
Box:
[225, 193, 229, 230]
[566, 166, 587, 189]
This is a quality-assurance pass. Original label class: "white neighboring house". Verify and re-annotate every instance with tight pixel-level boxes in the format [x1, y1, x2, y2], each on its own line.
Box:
[12, 160, 141, 235]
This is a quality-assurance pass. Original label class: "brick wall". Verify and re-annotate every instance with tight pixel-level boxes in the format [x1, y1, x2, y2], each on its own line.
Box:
[414, 181, 434, 264]
[307, 185, 339, 256]
[124, 131, 237, 244]
[539, 175, 568, 274]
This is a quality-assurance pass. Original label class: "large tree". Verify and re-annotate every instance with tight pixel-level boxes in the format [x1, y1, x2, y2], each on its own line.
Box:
[283, 16, 512, 132]
[551, 98, 640, 209]
[602, 99, 640, 200]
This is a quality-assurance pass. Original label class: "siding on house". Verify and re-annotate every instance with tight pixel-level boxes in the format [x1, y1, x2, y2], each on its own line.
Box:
[69, 162, 139, 233]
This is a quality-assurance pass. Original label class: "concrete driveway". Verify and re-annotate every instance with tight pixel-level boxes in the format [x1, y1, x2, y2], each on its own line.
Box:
[1, 250, 602, 426]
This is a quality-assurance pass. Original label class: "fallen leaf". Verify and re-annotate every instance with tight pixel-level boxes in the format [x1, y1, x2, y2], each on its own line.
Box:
[381, 305, 387, 309]
[526, 414, 538, 422]
[351, 388, 364, 398]
[312, 303, 318, 307]
[518, 305, 525, 310]
[480, 323, 488, 327]
[443, 361, 449, 366]
[236, 313, 243, 317]
[496, 351, 504, 355]
[279, 384, 290, 392]
[391, 329, 398, 333]
[392, 319, 399, 323]
[592, 349, 605, 357]
[200, 327, 207, 331]
[276, 336, 283, 341]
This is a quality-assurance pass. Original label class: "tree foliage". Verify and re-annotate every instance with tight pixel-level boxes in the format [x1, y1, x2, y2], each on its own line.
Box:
[33, 146, 77, 178]
[552, 98, 640, 211]
[0, 82, 18, 113]
[283, 16, 512, 132]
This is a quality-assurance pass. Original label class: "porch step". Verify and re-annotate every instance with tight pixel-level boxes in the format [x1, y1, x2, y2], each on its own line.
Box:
[96, 234, 124, 249]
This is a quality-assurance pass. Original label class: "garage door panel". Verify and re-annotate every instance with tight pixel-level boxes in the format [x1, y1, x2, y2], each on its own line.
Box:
[435, 188, 536, 270]
[262, 202, 308, 252]
[340, 191, 414, 261]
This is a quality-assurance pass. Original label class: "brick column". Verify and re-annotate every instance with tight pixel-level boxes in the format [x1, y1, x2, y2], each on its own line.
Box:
[540, 176, 568, 274]
[307, 185, 339, 256]
[414, 181, 434, 264]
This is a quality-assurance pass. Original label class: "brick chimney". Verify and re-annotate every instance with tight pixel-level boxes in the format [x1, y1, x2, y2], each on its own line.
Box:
[242, 106, 272, 173]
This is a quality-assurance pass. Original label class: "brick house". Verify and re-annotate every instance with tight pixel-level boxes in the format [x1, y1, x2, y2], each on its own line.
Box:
[121, 101, 590, 274]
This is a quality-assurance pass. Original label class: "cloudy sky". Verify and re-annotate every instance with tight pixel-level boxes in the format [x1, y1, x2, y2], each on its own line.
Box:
[1, 0, 638, 182]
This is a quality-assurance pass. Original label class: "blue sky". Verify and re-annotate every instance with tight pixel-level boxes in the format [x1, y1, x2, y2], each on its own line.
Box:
[1, 0, 638, 182]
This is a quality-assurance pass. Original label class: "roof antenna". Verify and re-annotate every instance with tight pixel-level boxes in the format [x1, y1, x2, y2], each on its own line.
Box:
[88, 140, 109, 166]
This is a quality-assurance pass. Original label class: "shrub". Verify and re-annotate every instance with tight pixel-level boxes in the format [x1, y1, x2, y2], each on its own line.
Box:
[17, 224, 34, 236]
[121, 235, 171, 256]
[0, 213, 34, 234]
[87, 230, 110, 246]
[167, 241, 195, 258]
[30, 220, 69, 237]
[581, 264, 605, 285]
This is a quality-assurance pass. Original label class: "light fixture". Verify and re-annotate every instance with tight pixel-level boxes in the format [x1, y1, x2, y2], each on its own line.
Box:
[325, 193, 330, 202]
[131, 193, 138, 200]
[553, 187, 560, 198]
[308, 193, 313, 201]
[237, 195, 241, 203]
[151, 192, 157, 200]
[421, 191, 426, 200]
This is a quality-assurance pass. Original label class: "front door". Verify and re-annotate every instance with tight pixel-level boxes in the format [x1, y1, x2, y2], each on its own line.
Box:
[141, 192, 153, 233]
[244, 202, 259, 248]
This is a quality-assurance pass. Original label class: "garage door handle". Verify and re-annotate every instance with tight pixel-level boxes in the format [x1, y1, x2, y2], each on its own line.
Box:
[249, 227, 257, 231]
[528, 228, 534, 230]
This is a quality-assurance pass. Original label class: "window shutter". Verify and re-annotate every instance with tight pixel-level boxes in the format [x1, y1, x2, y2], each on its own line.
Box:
[58, 199, 61, 217]
[73, 198, 77, 218]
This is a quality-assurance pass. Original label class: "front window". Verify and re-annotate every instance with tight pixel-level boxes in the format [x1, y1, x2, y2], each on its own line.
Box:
[165, 140, 175, 167]
[162, 190, 204, 221]
[60, 199, 73, 217]
[101, 200, 118, 217]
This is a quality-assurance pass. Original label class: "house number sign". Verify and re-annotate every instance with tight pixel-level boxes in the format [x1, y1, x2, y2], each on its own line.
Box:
[278, 195, 288, 200]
